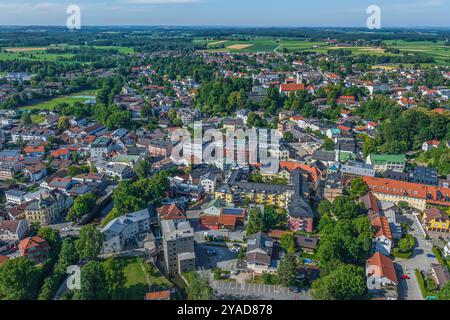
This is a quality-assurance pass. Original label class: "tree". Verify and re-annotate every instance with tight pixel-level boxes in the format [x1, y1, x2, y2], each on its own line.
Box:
[75, 225, 103, 260]
[312, 264, 366, 300]
[112, 180, 145, 216]
[102, 258, 126, 299]
[317, 216, 373, 275]
[348, 178, 369, 200]
[67, 193, 97, 221]
[283, 131, 294, 143]
[21, 112, 32, 125]
[437, 281, 450, 300]
[332, 196, 364, 220]
[55, 239, 79, 274]
[323, 138, 334, 151]
[263, 206, 278, 231]
[246, 207, 264, 235]
[277, 253, 297, 287]
[0, 257, 40, 300]
[187, 274, 214, 300]
[57, 116, 70, 131]
[317, 199, 333, 216]
[75, 260, 108, 300]
[135, 159, 151, 179]
[37, 226, 61, 257]
[280, 233, 296, 254]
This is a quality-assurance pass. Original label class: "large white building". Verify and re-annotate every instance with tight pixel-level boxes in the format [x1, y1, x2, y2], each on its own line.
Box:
[101, 209, 151, 254]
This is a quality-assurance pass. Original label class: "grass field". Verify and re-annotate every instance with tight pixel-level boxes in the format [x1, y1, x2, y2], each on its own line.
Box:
[384, 40, 450, 65]
[0, 48, 75, 62]
[122, 257, 173, 300]
[0, 45, 133, 62]
[20, 89, 96, 111]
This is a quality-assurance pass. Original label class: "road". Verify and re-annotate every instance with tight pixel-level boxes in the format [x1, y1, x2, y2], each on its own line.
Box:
[395, 211, 439, 300]
[211, 280, 312, 300]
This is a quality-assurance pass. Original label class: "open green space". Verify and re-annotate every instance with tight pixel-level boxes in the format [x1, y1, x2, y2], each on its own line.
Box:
[19, 89, 96, 111]
[384, 40, 450, 65]
[121, 257, 173, 300]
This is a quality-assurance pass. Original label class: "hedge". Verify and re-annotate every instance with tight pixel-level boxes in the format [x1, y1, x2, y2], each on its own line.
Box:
[415, 269, 427, 299]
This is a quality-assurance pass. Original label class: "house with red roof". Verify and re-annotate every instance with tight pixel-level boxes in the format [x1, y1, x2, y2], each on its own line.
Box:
[337, 96, 357, 106]
[279, 83, 305, 95]
[371, 216, 393, 255]
[362, 176, 450, 211]
[157, 204, 187, 224]
[24, 145, 45, 157]
[366, 252, 398, 300]
[18, 236, 50, 264]
[422, 140, 440, 152]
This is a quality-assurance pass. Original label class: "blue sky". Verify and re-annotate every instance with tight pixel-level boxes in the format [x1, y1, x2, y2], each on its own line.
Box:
[0, 0, 449, 27]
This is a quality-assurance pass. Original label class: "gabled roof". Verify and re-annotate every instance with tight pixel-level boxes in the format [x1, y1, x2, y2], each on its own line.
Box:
[425, 207, 448, 224]
[366, 252, 398, 285]
[371, 216, 392, 240]
[18, 236, 50, 254]
[157, 204, 186, 221]
[280, 83, 305, 92]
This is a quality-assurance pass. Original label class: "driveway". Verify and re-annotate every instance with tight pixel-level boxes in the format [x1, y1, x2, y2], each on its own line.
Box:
[395, 211, 439, 300]
[211, 280, 312, 300]
[196, 243, 239, 270]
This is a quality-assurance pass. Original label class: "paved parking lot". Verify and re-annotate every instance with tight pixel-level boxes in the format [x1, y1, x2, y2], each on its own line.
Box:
[211, 280, 312, 300]
[196, 243, 238, 270]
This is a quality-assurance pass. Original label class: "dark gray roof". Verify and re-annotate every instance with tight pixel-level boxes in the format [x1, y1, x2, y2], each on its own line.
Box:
[247, 231, 273, 253]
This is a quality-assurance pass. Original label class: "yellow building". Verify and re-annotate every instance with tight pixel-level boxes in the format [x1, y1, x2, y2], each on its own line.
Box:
[423, 208, 450, 233]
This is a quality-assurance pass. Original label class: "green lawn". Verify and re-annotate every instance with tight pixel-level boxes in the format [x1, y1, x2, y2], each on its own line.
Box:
[121, 257, 173, 300]
[19, 90, 96, 111]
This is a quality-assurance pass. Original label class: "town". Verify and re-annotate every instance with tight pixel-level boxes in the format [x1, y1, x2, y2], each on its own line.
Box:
[0, 25, 449, 302]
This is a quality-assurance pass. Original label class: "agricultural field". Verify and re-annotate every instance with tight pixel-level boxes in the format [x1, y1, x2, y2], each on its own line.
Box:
[0, 45, 133, 62]
[19, 89, 96, 111]
[0, 47, 74, 62]
[384, 40, 450, 65]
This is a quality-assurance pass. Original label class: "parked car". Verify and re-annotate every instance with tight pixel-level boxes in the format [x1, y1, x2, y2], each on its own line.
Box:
[400, 274, 410, 280]
[426, 254, 436, 258]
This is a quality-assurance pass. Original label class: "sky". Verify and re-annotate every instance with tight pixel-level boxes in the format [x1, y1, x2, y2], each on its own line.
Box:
[0, 0, 449, 27]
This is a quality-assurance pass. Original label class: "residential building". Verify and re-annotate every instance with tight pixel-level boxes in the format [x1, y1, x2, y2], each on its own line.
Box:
[366, 252, 398, 300]
[161, 220, 195, 275]
[5, 189, 27, 204]
[366, 154, 406, 173]
[0, 161, 24, 181]
[90, 137, 113, 158]
[362, 176, 450, 211]
[423, 208, 449, 233]
[246, 231, 275, 274]
[371, 216, 393, 255]
[18, 236, 51, 264]
[0, 219, 29, 242]
[101, 209, 152, 254]
[24, 191, 70, 226]
[94, 160, 134, 180]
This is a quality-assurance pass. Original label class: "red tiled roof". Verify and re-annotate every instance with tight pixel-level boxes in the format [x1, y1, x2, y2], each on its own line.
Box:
[200, 215, 219, 227]
[145, 290, 171, 300]
[280, 83, 305, 92]
[371, 216, 392, 240]
[24, 145, 45, 154]
[362, 176, 450, 207]
[367, 252, 398, 285]
[157, 204, 186, 221]
[18, 236, 50, 256]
